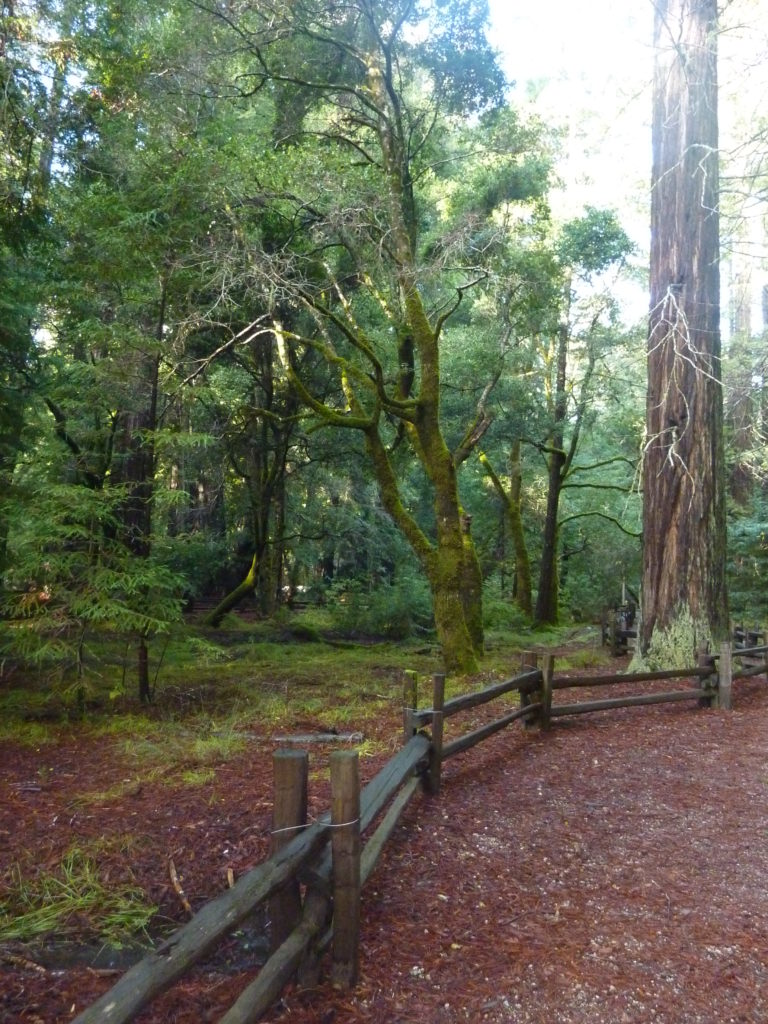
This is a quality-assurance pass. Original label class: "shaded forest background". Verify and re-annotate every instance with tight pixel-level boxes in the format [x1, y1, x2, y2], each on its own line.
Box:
[2, 0, 768, 693]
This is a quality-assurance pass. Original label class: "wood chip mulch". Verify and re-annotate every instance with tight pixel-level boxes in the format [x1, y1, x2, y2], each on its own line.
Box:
[2, 670, 768, 1024]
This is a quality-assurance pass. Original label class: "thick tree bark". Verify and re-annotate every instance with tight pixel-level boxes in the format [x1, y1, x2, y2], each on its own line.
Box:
[640, 0, 729, 658]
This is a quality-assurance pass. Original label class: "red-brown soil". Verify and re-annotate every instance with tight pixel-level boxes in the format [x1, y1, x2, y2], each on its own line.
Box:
[2, 667, 768, 1023]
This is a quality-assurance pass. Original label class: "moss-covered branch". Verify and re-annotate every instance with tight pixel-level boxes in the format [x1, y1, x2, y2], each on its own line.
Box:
[202, 552, 259, 628]
[364, 423, 434, 566]
[453, 374, 498, 468]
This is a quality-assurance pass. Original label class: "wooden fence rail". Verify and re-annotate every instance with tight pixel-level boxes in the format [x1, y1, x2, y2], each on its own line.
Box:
[409, 656, 716, 750]
[74, 639, 768, 1023]
[548, 689, 702, 717]
[412, 668, 542, 722]
[72, 814, 332, 1024]
[549, 666, 711, 689]
[73, 735, 430, 1024]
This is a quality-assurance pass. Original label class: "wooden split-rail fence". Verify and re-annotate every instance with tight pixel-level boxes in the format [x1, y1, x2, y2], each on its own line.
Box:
[73, 637, 768, 1024]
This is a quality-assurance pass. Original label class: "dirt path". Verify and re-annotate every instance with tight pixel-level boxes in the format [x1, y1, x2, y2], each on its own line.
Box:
[3, 676, 768, 1023]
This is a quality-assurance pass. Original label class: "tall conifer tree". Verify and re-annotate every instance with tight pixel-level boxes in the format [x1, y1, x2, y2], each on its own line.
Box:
[640, 0, 728, 660]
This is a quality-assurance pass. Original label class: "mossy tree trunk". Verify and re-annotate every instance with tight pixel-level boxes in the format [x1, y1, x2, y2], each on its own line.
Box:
[249, 6, 501, 671]
[640, 0, 729, 659]
[368, 59, 486, 671]
[364, 420, 481, 675]
[203, 551, 259, 628]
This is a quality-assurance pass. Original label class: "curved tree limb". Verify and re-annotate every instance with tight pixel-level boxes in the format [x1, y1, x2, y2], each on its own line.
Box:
[559, 510, 642, 537]
[453, 373, 499, 467]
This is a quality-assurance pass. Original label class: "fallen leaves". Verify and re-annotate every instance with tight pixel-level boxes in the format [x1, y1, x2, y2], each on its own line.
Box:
[3, 673, 768, 1022]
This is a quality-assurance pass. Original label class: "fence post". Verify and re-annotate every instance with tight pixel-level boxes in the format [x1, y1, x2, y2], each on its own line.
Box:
[697, 648, 717, 708]
[541, 654, 554, 729]
[520, 651, 539, 728]
[330, 750, 361, 989]
[718, 641, 733, 710]
[402, 669, 418, 744]
[269, 750, 309, 951]
[427, 672, 445, 794]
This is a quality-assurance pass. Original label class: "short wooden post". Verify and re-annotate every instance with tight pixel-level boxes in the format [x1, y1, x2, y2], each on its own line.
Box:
[427, 672, 445, 794]
[330, 751, 361, 989]
[269, 750, 309, 951]
[520, 651, 539, 728]
[541, 654, 554, 729]
[697, 648, 716, 708]
[718, 641, 733, 710]
[402, 669, 418, 743]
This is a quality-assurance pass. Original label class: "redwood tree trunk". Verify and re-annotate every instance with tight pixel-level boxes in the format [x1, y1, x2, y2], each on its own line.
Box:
[640, 0, 728, 657]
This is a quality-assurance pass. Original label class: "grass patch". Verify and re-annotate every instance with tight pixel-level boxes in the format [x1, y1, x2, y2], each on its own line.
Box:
[0, 718, 57, 748]
[0, 613, 610, 761]
[179, 767, 217, 786]
[121, 717, 248, 772]
[72, 715, 250, 804]
[0, 847, 156, 946]
[557, 645, 612, 671]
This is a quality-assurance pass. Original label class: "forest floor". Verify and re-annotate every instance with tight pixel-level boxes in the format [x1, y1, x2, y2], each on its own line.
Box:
[2, 651, 768, 1024]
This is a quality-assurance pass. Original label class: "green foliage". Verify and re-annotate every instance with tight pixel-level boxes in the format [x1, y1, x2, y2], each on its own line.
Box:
[327, 574, 434, 640]
[1, 0, 750, 667]
[1, 474, 186, 691]
[419, 0, 507, 113]
[557, 206, 634, 276]
[0, 846, 156, 946]
[155, 532, 231, 602]
[727, 497, 768, 621]
[481, 587, 532, 633]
